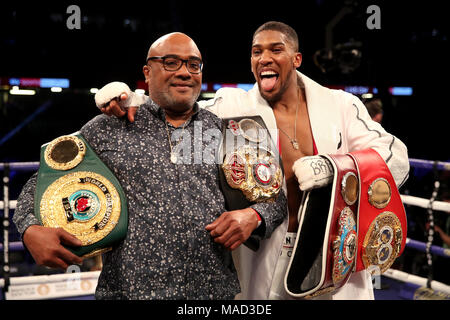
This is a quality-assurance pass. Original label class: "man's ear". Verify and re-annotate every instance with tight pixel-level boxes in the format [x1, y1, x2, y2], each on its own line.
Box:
[143, 65, 151, 83]
[294, 52, 302, 69]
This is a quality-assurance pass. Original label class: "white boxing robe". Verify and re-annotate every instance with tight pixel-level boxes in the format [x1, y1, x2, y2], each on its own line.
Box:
[199, 71, 409, 300]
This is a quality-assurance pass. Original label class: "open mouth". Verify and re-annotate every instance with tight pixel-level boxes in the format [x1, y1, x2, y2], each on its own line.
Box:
[260, 70, 279, 92]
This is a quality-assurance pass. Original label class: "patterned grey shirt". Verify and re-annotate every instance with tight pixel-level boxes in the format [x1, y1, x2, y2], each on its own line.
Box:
[13, 99, 287, 300]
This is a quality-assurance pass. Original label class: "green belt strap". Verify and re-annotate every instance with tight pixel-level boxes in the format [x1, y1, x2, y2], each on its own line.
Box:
[34, 133, 128, 257]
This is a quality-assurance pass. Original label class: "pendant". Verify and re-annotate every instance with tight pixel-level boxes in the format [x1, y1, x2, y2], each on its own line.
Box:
[170, 153, 178, 164]
[291, 140, 299, 150]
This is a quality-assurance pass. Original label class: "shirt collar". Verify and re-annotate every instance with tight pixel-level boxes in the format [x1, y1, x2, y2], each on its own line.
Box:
[141, 98, 200, 125]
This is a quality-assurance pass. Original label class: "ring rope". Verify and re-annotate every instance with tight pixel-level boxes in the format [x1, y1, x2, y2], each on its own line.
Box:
[1, 158, 450, 299]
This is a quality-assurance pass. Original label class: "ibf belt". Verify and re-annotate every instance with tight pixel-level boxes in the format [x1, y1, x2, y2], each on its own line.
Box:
[219, 116, 283, 208]
[34, 133, 128, 258]
[348, 149, 407, 274]
[285, 148, 406, 299]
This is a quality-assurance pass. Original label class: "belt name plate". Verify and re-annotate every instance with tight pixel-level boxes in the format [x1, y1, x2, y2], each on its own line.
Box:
[362, 211, 403, 273]
[40, 171, 122, 246]
[332, 207, 357, 284]
[44, 135, 86, 171]
[221, 117, 283, 203]
[223, 145, 282, 202]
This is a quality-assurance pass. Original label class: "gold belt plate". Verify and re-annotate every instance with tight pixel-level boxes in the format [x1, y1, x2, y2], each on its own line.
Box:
[39, 171, 121, 246]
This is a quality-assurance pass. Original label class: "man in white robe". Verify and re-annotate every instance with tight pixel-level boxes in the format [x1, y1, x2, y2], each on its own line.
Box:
[96, 21, 409, 300]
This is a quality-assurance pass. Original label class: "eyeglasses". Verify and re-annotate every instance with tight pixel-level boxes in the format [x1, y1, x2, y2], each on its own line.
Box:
[146, 55, 203, 74]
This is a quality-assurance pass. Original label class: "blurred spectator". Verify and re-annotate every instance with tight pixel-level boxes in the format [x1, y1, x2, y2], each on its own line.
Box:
[435, 186, 450, 248]
[432, 175, 450, 285]
[364, 98, 384, 123]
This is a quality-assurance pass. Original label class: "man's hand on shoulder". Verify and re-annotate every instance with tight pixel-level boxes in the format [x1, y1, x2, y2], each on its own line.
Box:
[94, 82, 143, 123]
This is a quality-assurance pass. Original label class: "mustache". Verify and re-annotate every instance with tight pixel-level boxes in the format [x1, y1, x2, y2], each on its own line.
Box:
[170, 82, 195, 87]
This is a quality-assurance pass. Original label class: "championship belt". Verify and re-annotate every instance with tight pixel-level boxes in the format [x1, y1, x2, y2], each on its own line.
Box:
[285, 153, 359, 298]
[34, 133, 128, 258]
[219, 116, 283, 208]
[218, 116, 283, 250]
[285, 148, 407, 298]
[348, 149, 407, 273]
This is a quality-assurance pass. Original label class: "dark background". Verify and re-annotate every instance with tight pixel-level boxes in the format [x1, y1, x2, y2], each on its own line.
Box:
[0, 0, 450, 286]
[1, 0, 449, 162]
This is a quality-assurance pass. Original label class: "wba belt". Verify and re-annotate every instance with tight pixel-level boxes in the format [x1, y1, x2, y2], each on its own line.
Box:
[219, 116, 283, 208]
[218, 116, 284, 250]
[34, 133, 128, 258]
[285, 148, 407, 298]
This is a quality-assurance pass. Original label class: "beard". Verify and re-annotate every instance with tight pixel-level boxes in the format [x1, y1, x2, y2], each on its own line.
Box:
[150, 86, 200, 114]
[259, 87, 284, 104]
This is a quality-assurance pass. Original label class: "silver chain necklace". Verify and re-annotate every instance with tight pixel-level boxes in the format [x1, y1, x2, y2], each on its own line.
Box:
[164, 118, 189, 164]
[278, 102, 299, 150]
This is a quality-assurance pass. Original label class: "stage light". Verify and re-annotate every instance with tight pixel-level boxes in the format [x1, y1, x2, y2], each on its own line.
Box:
[9, 86, 36, 95]
[201, 92, 216, 99]
[90, 88, 99, 94]
[40, 78, 70, 88]
[389, 87, 413, 96]
[50, 87, 63, 93]
[362, 93, 373, 99]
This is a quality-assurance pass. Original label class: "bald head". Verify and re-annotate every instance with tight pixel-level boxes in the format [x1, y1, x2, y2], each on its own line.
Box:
[143, 32, 203, 120]
[147, 32, 201, 60]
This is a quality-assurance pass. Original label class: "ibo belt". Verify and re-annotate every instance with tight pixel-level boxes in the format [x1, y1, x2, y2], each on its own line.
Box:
[34, 133, 128, 258]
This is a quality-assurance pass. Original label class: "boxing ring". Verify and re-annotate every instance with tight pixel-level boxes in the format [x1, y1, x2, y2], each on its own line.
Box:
[1, 159, 450, 300]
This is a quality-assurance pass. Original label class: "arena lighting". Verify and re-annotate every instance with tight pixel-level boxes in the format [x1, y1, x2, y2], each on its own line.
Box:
[212, 83, 253, 91]
[237, 83, 254, 91]
[200, 92, 216, 99]
[389, 87, 413, 96]
[326, 85, 378, 96]
[50, 87, 63, 93]
[8, 77, 70, 89]
[40, 78, 69, 88]
[9, 86, 36, 96]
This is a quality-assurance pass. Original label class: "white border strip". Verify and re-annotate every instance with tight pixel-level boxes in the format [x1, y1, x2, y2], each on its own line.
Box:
[0, 271, 100, 300]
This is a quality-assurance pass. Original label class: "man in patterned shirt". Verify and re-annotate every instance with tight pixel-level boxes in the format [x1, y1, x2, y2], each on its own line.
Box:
[97, 22, 409, 300]
[12, 32, 287, 299]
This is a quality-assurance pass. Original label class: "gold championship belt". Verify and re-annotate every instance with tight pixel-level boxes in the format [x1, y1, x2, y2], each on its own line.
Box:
[34, 134, 128, 258]
[219, 116, 283, 206]
[285, 149, 407, 298]
[223, 145, 282, 202]
[349, 149, 407, 274]
[218, 116, 283, 250]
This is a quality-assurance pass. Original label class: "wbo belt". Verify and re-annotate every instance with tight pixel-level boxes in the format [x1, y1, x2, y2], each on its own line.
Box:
[218, 116, 284, 250]
[34, 133, 128, 258]
[284, 148, 407, 299]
